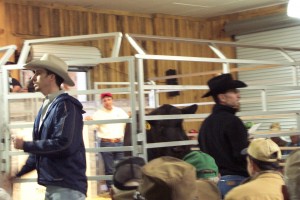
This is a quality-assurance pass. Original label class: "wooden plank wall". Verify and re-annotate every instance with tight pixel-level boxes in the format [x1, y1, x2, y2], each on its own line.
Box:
[0, 0, 287, 126]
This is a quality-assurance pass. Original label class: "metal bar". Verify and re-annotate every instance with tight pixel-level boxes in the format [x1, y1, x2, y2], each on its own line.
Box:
[84, 118, 132, 125]
[148, 64, 279, 81]
[65, 56, 135, 66]
[252, 130, 300, 138]
[18, 32, 123, 65]
[125, 34, 147, 55]
[127, 33, 300, 51]
[136, 58, 148, 160]
[279, 49, 298, 86]
[128, 57, 139, 156]
[296, 113, 300, 140]
[111, 33, 123, 57]
[0, 45, 17, 66]
[0, 45, 17, 173]
[208, 43, 230, 73]
[85, 146, 134, 153]
[145, 140, 198, 149]
[135, 54, 300, 65]
[143, 85, 300, 91]
[22, 32, 123, 45]
[13, 175, 114, 183]
[261, 90, 267, 111]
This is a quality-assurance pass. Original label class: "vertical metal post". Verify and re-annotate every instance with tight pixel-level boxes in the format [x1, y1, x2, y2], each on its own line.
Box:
[291, 65, 299, 86]
[127, 58, 138, 156]
[279, 49, 297, 86]
[111, 33, 123, 57]
[136, 58, 148, 161]
[17, 41, 31, 65]
[0, 45, 17, 173]
[0, 60, 3, 172]
[261, 89, 267, 111]
[296, 113, 300, 137]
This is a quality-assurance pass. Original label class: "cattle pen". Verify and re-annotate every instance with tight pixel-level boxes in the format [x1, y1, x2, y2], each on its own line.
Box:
[1, 32, 300, 199]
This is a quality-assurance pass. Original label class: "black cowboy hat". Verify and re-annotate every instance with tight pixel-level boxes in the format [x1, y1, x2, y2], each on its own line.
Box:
[202, 73, 247, 98]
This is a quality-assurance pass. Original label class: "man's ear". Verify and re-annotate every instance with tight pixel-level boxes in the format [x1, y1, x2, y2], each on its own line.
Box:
[48, 73, 56, 81]
[218, 93, 226, 103]
[250, 158, 260, 172]
[246, 157, 256, 176]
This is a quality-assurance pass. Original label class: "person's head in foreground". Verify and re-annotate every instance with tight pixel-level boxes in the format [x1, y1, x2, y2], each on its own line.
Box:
[111, 157, 146, 200]
[137, 156, 220, 200]
[242, 138, 282, 176]
[183, 151, 219, 183]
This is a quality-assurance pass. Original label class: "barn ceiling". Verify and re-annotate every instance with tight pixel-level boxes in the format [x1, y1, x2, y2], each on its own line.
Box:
[36, 0, 288, 18]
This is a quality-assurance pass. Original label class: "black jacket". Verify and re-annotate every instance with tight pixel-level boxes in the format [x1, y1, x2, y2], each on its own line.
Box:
[16, 93, 87, 195]
[198, 104, 249, 177]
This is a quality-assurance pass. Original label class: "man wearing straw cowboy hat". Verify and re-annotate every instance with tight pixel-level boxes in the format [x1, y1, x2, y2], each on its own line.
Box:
[198, 73, 249, 198]
[12, 54, 87, 199]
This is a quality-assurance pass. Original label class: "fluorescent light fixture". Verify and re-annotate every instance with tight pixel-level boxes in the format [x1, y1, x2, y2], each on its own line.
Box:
[287, 0, 300, 19]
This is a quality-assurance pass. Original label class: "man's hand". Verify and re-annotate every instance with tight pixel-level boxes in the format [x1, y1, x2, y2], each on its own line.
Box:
[12, 135, 24, 150]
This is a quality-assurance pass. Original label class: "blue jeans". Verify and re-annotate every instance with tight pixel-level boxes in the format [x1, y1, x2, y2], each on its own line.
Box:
[45, 186, 86, 200]
[100, 140, 124, 189]
[218, 175, 246, 199]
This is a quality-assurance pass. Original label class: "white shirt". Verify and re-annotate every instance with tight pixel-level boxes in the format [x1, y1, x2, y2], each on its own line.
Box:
[92, 106, 129, 139]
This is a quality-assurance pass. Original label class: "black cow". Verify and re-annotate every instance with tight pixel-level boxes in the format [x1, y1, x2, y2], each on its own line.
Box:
[124, 104, 198, 161]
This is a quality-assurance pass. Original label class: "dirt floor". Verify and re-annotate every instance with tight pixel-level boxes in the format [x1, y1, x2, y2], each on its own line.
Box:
[91, 192, 112, 200]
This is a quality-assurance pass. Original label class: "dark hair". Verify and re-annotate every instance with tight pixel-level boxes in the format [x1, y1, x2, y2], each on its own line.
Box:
[46, 69, 64, 88]
[212, 94, 219, 104]
[248, 155, 281, 171]
[5, 61, 16, 65]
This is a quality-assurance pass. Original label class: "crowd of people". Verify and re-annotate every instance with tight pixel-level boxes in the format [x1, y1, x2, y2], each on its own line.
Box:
[2, 54, 300, 200]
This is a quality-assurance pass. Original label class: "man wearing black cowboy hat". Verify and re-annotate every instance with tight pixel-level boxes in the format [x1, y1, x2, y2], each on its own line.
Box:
[198, 73, 250, 198]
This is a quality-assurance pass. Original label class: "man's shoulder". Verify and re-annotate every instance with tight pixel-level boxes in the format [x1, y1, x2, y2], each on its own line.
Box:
[225, 182, 254, 200]
[206, 110, 239, 122]
[225, 177, 283, 200]
[55, 93, 84, 110]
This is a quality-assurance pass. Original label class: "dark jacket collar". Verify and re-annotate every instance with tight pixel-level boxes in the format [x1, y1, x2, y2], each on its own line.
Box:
[213, 104, 237, 115]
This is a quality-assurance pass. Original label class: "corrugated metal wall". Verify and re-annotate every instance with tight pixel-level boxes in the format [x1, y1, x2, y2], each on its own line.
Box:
[236, 26, 300, 131]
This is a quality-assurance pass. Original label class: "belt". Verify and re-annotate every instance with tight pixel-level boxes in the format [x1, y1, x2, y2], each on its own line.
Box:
[101, 138, 122, 143]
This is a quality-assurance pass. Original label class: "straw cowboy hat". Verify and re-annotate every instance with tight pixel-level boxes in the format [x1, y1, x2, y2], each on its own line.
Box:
[24, 53, 75, 86]
[202, 73, 247, 98]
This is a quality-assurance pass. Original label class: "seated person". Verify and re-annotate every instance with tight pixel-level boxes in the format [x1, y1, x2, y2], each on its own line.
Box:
[183, 151, 221, 199]
[225, 138, 284, 200]
[270, 122, 290, 147]
[8, 73, 22, 92]
[6, 62, 23, 93]
[284, 149, 300, 200]
[288, 128, 300, 147]
[111, 157, 146, 200]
